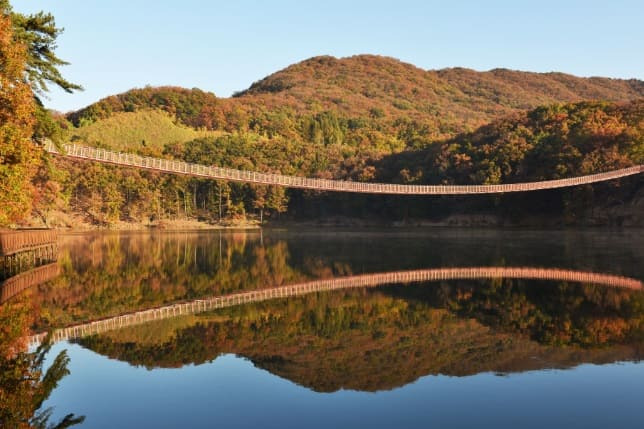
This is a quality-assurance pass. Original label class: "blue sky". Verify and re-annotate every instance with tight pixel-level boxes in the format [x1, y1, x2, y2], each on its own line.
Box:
[13, 0, 644, 112]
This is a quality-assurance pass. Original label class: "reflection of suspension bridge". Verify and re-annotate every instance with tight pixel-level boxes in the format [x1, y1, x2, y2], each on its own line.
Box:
[44, 142, 643, 195]
[28, 266, 642, 347]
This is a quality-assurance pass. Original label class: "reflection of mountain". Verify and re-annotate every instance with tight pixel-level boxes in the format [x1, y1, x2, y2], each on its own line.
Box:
[74, 279, 643, 392]
[18, 231, 644, 393]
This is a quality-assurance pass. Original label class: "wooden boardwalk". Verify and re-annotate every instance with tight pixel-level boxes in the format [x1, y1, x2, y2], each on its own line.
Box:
[28, 266, 642, 346]
[1, 229, 58, 279]
[0, 229, 58, 256]
[44, 142, 643, 195]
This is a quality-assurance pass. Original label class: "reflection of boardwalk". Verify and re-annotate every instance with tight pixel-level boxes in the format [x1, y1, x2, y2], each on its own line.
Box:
[45, 142, 643, 195]
[0, 263, 60, 304]
[28, 267, 642, 346]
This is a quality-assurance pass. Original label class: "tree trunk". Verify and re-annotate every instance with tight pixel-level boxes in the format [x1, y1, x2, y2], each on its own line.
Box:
[218, 186, 222, 222]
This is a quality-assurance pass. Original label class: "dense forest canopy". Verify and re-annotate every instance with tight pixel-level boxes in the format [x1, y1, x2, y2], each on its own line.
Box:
[373, 100, 643, 185]
[51, 95, 644, 227]
[0, 3, 36, 225]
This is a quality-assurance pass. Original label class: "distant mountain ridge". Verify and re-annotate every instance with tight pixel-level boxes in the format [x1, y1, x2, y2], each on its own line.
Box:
[237, 55, 643, 120]
[67, 55, 644, 137]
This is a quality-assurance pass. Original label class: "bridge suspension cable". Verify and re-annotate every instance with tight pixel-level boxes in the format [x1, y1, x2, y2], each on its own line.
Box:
[44, 142, 643, 195]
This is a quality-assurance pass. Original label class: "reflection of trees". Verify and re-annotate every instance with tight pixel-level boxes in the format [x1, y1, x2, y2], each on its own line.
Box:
[76, 282, 643, 392]
[28, 231, 644, 331]
[0, 301, 84, 428]
[386, 279, 644, 347]
[32, 233, 309, 328]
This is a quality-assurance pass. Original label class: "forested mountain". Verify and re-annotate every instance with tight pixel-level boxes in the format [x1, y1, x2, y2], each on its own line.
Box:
[374, 99, 644, 185]
[69, 55, 644, 140]
[237, 55, 643, 127]
[37, 56, 644, 227]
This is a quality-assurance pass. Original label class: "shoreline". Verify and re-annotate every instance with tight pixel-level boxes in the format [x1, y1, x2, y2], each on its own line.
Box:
[28, 219, 644, 232]
[20, 215, 261, 232]
[19, 203, 644, 231]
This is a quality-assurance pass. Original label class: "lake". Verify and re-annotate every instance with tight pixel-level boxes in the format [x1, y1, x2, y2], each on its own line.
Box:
[2, 229, 643, 428]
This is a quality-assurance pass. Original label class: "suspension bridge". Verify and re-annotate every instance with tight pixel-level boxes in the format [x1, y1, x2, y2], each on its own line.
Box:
[44, 142, 643, 195]
[27, 266, 642, 347]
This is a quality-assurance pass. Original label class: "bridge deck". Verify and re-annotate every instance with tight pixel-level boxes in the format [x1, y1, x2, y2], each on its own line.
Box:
[44, 142, 643, 195]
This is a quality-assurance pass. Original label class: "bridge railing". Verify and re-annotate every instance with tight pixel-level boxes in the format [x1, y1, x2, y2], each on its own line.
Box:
[44, 141, 643, 195]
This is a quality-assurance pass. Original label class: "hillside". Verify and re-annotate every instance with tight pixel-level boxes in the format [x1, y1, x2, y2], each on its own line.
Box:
[47, 99, 643, 227]
[37, 55, 643, 228]
[374, 100, 644, 184]
[237, 55, 644, 127]
[67, 109, 221, 153]
[66, 55, 644, 141]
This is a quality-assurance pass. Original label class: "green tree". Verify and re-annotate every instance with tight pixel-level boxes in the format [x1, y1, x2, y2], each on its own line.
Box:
[266, 186, 288, 216]
[9, 7, 82, 94]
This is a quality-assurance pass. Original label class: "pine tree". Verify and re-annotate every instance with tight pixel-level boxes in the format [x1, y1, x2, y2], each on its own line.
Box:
[10, 9, 82, 94]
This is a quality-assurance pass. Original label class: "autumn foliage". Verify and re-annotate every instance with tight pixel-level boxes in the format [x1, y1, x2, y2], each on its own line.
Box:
[0, 11, 38, 226]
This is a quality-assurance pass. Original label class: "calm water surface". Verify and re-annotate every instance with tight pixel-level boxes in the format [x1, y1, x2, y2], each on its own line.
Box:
[2, 228, 643, 428]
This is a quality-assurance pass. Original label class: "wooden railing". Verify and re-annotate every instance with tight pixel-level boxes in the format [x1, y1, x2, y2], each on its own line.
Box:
[28, 266, 643, 346]
[44, 142, 643, 195]
[0, 229, 58, 256]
